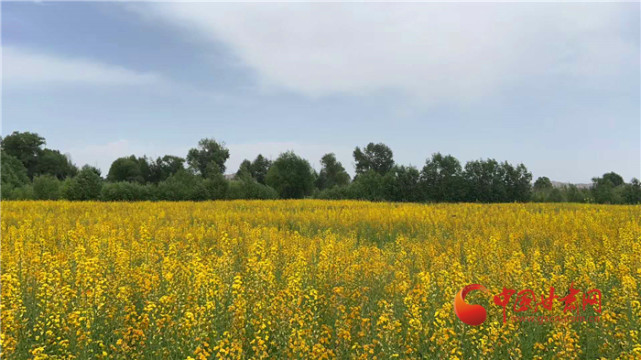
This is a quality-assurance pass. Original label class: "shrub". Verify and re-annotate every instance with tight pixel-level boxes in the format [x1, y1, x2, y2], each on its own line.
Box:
[33, 175, 62, 200]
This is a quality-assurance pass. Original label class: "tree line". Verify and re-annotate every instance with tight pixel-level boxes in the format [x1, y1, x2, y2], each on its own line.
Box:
[2, 131, 639, 204]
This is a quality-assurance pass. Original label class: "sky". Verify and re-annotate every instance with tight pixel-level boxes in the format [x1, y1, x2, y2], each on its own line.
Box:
[2, 2, 639, 183]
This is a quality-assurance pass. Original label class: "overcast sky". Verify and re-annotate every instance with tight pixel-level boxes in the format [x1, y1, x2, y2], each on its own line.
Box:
[2, 2, 639, 182]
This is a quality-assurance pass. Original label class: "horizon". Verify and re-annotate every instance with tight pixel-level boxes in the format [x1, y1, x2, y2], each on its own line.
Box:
[3, 2, 640, 183]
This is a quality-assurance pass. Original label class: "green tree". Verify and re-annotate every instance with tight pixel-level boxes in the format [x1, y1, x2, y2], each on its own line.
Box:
[250, 155, 272, 184]
[107, 155, 150, 183]
[533, 177, 553, 191]
[63, 165, 103, 200]
[1, 151, 29, 198]
[265, 151, 315, 199]
[148, 155, 185, 184]
[236, 159, 253, 180]
[463, 159, 506, 202]
[100, 182, 153, 201]
[227, 179, 278, 200]
[383, 165, 421, 202]
[350, 170, 385, 201]
[502, 162, 532, 202]
[157, 170, 208, 201]
[187, 138, 230, 177]
[602, 172, 624, 187]
[420, 153, 466, 202]
[33, 149, 78, 180]
[203, 171, 229, 200]
[353, 143, 394, 176]
[316, 153, 350, 190]
[33, 175, 62, 200]
[622, 178, 641, 204]
[1, 131, 45, 179]
[591, 172, 625, 204]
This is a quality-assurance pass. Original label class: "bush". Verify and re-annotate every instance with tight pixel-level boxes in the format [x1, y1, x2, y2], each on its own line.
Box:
[156, 170, 208, 201]
[265, 151, 315, 199]
[9, 185, 35, 200]
[203, 173, 229, 200]
[314, 185, 355, 200]
[62, 166, 103, 200]
[33, 175, 62, 200]
[227, 180, 278, 200]
[101, 182, 154, 201]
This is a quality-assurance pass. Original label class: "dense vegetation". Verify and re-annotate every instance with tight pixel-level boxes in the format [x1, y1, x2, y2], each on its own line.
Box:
[1, 131, 639, 203]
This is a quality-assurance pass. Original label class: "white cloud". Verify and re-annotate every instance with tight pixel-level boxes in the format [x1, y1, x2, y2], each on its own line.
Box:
[3, 47, 163, 88]
[134, 2, 638, 104]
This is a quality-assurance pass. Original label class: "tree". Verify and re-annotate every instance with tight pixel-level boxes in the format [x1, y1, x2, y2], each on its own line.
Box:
[156, 170, 208, 201]
[502, 162, 532, 202]
[33, 149, 78, 180]
[463, 159, 507, 202]
[107, 156, 148, 183]
[1, 131, 45, 179]
[250, 155, 272, 184]
[203, 171, 229, 200]
[148, 155, 185, 184]
[350, 170, 385, 201]
[265, 151, 315, 199]
[622, 178, 641, 204]
[591, 172, 625, 204]
[63, 165, 103, 200]
[602, 172, 624, 187]
[353, 143, 394, 176]
[316, 153, 350, 190]
[100, 182, 153, 201]
[533, 177, 553, 191]
[383, 165, 421, 202]
[1, 151, 29, 198]
[236, 159, 253, 180]
[236, 155, 272, 184]
[187, 138, 230, 177]
[33, 175, 62, 200]
[420, 153, 466, 202]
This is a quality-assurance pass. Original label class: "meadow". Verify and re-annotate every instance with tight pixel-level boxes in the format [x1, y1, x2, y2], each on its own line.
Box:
[1, 201, 640, 359]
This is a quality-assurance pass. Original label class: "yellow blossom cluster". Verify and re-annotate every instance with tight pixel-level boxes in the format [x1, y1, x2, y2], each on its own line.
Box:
[1, 201, 640, 359]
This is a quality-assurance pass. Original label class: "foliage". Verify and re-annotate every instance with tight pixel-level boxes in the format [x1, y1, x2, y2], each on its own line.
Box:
[353, 142, 394, 176]
[187, 138, 230, 176]
[156, 170, 209, 201]
[148, 155, 185, 184]
[227, 179, 278, 200]
[316, 153, 350, 190]
[0, 131, 45, 179]
[62, 165, 103, 200]
[533, 176, 553, 191]
[33, 175, 62, 200]
[1, 151, 29, 199]
[107, 155, 150, 183]
[100, 182, 154, 201]
[420, 153, 466, 202]
[265, 151, 315, 199]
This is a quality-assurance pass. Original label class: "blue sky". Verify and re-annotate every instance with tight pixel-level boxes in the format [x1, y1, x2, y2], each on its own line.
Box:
[2, 2, 639, 182]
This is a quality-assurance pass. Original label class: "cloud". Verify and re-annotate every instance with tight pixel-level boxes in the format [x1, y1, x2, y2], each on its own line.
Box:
[134, 2, 638, 104]
[3, 46, 164, 88]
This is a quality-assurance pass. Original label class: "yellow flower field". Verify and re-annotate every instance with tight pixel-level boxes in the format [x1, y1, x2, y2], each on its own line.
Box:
[1, 201, 640, 359]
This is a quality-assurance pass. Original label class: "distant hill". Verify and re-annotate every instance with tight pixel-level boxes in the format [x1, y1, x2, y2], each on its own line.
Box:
[551, 181, 591, 189]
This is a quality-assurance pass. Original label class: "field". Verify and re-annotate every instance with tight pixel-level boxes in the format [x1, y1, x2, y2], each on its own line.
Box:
[2, 201, 640, 359]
